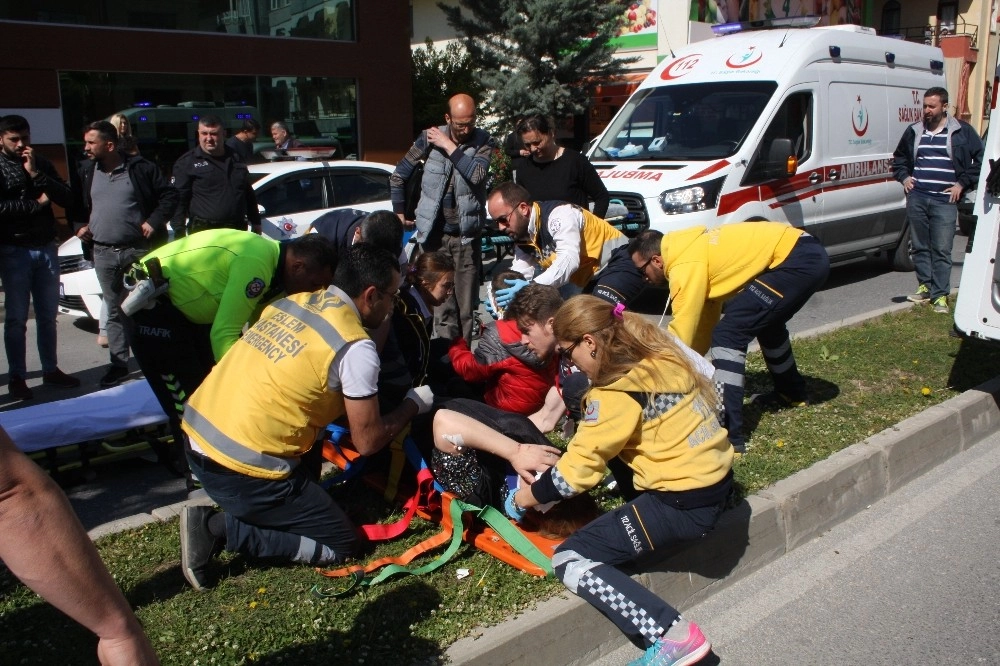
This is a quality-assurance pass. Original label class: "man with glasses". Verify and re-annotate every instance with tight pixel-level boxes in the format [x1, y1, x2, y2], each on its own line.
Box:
[627, 224, 829, 454]
[485, 181, 640, 309]
[178, 244, 433, 590]
[390, 93, 496, 344]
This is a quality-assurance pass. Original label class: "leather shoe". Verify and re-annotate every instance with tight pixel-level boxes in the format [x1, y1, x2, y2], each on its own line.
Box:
[42, 369, 81, 388]
[100, 366, 130, 388]
[8, 378, 33, 401]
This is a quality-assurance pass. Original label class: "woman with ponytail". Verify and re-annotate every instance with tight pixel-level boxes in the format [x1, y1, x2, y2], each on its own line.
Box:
[509, 295, 734, 666]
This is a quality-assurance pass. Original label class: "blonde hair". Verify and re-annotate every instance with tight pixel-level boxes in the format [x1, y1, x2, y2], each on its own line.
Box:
[108, 113, 132, 138]
[553, 294, 715, 402]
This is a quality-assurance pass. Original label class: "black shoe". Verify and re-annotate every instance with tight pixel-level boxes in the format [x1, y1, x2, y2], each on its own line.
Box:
[8, 377, 33, 401]
[180, 505, 222, 591]
[42, 368, 81, 388]
[99, 365, 130, 388]
[747, 390, 809, 411]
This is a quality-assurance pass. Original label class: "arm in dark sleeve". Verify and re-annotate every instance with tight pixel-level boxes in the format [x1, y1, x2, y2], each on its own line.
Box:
[245, 182, 261, 226]
[961, 124, 984, 190]
[0, 198, 40, 221]
[892, 128, 914, 183]
[449, 136, 496, 187]
[145, 163, 178, 230]
[579, 153, 610, 218]
[171, 153, 193, 220]
[34, 159, 73, 209]
[389, 133, 429, 214]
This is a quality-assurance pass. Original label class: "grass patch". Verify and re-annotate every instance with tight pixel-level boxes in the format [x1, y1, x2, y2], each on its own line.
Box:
[3, 305, 1000, 664]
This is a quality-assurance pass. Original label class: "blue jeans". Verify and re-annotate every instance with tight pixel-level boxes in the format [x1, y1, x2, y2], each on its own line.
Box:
[906, 193, 957, 300]
[0, 242, 60, 378]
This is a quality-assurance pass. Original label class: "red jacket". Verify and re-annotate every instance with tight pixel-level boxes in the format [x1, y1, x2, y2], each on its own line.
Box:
[448, 319, 557, 415]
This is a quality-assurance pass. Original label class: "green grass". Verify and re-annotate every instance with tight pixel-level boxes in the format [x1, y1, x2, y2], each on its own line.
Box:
[3, 304, 1000, 664]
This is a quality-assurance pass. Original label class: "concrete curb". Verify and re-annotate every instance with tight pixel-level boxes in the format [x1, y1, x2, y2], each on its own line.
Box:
[444, 375, 1000, 666]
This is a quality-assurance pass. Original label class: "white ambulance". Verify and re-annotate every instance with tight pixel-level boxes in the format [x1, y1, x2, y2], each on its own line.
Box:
[589, 21, 945, 270]
[954, 101, 1000, 340]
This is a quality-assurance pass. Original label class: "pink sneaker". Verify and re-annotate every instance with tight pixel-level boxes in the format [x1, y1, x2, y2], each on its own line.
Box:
[629, 621, 710, 666]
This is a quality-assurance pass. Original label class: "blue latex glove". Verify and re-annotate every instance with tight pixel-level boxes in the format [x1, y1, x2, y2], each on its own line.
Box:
[495, 278, 530, 308]
[483, 297, 499, 320]
[504, 491, 527, 522]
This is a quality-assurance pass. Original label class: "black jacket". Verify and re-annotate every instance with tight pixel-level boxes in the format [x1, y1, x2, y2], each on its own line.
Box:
[892, 116, 983, 193]
[72, 153, 178, 231]
[0, 151, 73, 246]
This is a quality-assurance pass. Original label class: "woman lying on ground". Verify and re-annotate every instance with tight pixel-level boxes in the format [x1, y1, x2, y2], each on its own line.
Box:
[508, 295, 735, 666]
[430, 398, 599, 539]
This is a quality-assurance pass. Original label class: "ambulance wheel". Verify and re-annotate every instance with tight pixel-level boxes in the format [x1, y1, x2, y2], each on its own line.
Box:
[890, 226, 914, 272]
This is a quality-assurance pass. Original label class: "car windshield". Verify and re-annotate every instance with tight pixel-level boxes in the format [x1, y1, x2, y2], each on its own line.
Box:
[591, 81, 777, 161]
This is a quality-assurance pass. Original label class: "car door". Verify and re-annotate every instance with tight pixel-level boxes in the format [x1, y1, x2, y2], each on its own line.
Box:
[256, 169, 329, 238]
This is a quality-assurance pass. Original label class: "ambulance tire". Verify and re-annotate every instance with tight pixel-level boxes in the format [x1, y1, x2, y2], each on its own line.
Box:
[890, 225, 914, 272]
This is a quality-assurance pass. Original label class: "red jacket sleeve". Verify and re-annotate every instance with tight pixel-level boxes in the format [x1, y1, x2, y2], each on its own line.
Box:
[448, 338, 500, 383]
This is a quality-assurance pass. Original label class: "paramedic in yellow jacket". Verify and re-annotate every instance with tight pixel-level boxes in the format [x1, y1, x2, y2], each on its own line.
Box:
[628, 223, 829, 453]
[486, 181, 628, 308]
[509, 295, 733, 665]
[176, 244, 435, 591]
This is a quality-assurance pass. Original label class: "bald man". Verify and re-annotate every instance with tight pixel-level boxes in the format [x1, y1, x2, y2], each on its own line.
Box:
[390, 93, 496, 343]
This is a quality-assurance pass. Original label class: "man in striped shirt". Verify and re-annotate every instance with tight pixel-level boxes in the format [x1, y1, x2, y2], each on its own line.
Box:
[893, 86, 982, 313]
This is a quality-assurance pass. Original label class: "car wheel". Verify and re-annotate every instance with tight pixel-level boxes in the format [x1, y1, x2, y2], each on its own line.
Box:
[890, 225, 914, 272]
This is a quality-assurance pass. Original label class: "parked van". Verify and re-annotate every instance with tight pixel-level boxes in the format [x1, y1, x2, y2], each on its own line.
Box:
[954, 103, 1000, 340]
[589, 21, 945, 270]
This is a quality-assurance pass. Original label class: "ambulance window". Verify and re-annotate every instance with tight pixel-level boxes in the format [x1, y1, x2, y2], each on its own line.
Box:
[746, 92, 813, 183]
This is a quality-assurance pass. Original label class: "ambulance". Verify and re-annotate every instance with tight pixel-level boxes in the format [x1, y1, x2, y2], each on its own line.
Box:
[589, 20, 945, 270]
[954, 100, 1000, 340]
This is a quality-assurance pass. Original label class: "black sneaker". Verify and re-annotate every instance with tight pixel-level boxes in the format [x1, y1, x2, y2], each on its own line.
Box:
[180, 505, 222, 591]
[42, 368, 81, 388]
[99, 365, 130, 388]
[8, 377, 33, 401]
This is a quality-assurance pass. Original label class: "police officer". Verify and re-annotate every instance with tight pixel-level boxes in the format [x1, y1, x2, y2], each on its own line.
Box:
[172, 115, 261, 235]
[128, 230, 336, 476]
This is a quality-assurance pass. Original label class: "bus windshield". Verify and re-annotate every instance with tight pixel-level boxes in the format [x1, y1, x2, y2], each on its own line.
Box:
[591, 81, 778, 161]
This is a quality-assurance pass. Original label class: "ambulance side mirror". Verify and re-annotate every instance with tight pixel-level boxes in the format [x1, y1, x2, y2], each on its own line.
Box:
[761, 138, 796, 179]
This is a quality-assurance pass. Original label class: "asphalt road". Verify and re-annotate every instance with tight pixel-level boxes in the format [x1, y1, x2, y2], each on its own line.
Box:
[0, 234, 971, 531]
[592, 426, 1000, 665]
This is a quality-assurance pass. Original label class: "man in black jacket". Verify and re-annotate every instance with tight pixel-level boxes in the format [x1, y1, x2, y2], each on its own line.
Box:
[0, 115, 79, 400]
[72, 120, 178, 387]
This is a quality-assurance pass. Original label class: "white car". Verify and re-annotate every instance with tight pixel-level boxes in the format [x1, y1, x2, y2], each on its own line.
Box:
[57, 158, 395, 319]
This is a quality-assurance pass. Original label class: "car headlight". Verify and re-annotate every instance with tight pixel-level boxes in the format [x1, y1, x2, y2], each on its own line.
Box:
[658, 177, 725, 215]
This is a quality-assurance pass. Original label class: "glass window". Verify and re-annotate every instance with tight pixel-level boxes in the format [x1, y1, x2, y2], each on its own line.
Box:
[3, 1, 355, 41]
[745, 91, 813, 184]
[59, 71, 358, 177]
[329, 169, 390, 207]
[256, 172, 327, 216]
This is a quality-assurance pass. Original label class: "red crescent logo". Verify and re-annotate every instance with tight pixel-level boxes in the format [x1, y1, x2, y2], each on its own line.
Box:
[726, 49, 763, 68]
[661, 54, 702, 80]
[852, 109, 869, 136]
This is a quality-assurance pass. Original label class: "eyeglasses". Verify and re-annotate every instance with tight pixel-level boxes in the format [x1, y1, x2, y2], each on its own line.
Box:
[559, 340, 581, 359]
[450, 120, 476, 130]
[636, 256, 655, 280]
[493, 207, 517, 227]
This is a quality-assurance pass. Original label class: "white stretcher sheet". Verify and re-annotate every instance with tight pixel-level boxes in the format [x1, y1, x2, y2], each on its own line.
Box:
[0, 380, 168, 453]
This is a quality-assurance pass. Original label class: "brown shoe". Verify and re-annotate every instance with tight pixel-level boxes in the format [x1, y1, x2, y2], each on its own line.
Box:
[42, 369, 81, 388]
[9, 378, 33, 400]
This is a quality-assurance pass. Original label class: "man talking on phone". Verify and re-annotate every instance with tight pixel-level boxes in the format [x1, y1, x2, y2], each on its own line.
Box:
[0, 115, 79, 401]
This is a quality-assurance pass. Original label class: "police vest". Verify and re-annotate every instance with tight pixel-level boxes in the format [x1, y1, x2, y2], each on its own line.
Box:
[182, 289, 369, 479]
[519, 201, 626, 288]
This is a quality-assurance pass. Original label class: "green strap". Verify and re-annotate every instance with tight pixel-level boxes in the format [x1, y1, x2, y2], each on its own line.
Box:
[470, 504, 554, 576]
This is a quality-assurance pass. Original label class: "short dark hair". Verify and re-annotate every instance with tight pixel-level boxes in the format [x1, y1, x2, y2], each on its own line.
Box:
[490, 181, 532, 208]
[334, 243, 399, 298]
[359, 210, 404, 257]
[198, 115, 224, 128]
[287, 234, 337, 275]
[85, 120, 119, 144]
[516, 113, 552, 136]
[240, 119, 261, 133]
[491, 269, 524, 294]
[627, 229, 664, 259]
[0, 115, 30, 136]
[506, 283, 563, 329]
[407, 250, 455, 287]
[925, 86, 949, 105]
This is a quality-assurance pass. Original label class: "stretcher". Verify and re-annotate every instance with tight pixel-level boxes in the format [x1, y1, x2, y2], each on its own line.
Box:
[314, 425, 564, 596]
[0, 380, 172, 477]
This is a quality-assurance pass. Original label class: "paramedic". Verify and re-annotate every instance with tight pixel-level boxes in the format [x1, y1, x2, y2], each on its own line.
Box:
[178, 244, 433, 590]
